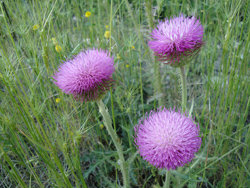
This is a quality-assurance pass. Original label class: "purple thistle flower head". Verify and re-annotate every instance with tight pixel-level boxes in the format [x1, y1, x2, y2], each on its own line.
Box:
[53, 48, 115, 102]
[148, 14, 204, 67]
[134, 107, 201, 170]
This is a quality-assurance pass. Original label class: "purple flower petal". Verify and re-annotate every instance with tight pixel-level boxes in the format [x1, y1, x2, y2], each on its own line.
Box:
[53, 48, 115, 101]
[148, 14, 204, 66]
[134, 107, 202, 170]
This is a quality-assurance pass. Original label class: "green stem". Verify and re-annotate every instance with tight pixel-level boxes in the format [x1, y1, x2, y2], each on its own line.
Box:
[96, 100, 129, 188]
[180, 66, 187, 112]
[163, 170, 171, 188]
[176, 67, 187, 187]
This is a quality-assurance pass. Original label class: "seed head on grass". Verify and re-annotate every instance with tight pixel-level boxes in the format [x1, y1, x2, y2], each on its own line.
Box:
[134, 107, 201, 170]
[53, 48, 115, 102]
[148, 14, 204, 67]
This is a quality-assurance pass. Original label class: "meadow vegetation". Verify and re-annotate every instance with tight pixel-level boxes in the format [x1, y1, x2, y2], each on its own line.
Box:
[0, 0, 250, 187]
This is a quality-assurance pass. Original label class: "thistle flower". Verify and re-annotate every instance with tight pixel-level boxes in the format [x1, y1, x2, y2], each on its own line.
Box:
[148, 14, 204, 67]
[134, 107, 201, 170]
[53, 48, 115, 102]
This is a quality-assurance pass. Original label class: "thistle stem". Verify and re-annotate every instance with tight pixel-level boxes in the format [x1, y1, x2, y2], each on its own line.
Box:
[179, 66, 187, 112]
[177, 66, 188, 187]
[163, 170, 171, 188]
[96, 100, 129, 188]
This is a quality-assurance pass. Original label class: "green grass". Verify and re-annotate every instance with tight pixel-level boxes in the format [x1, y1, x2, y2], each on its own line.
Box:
[0, 0, 250, 187]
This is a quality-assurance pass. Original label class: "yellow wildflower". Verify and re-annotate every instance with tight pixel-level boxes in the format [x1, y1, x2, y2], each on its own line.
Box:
[33, 24, 39, 30]
[104, 31, 110, 39]
[132, 46, 135, 50]
[52, 38, 58, 45]
[56, 98, 60, 103]
[55, 45, 62, 52]
[126, 64, 130, 68]
[85, 11, 91, 18]
[100, 124, 104, 129]
[105, 25, 109, 29]
[74, 27, 76, 30]
[116, 54, 121, 59]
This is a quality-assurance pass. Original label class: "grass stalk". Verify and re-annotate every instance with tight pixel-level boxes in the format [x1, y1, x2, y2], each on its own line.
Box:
[145, 0, 163, 107]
